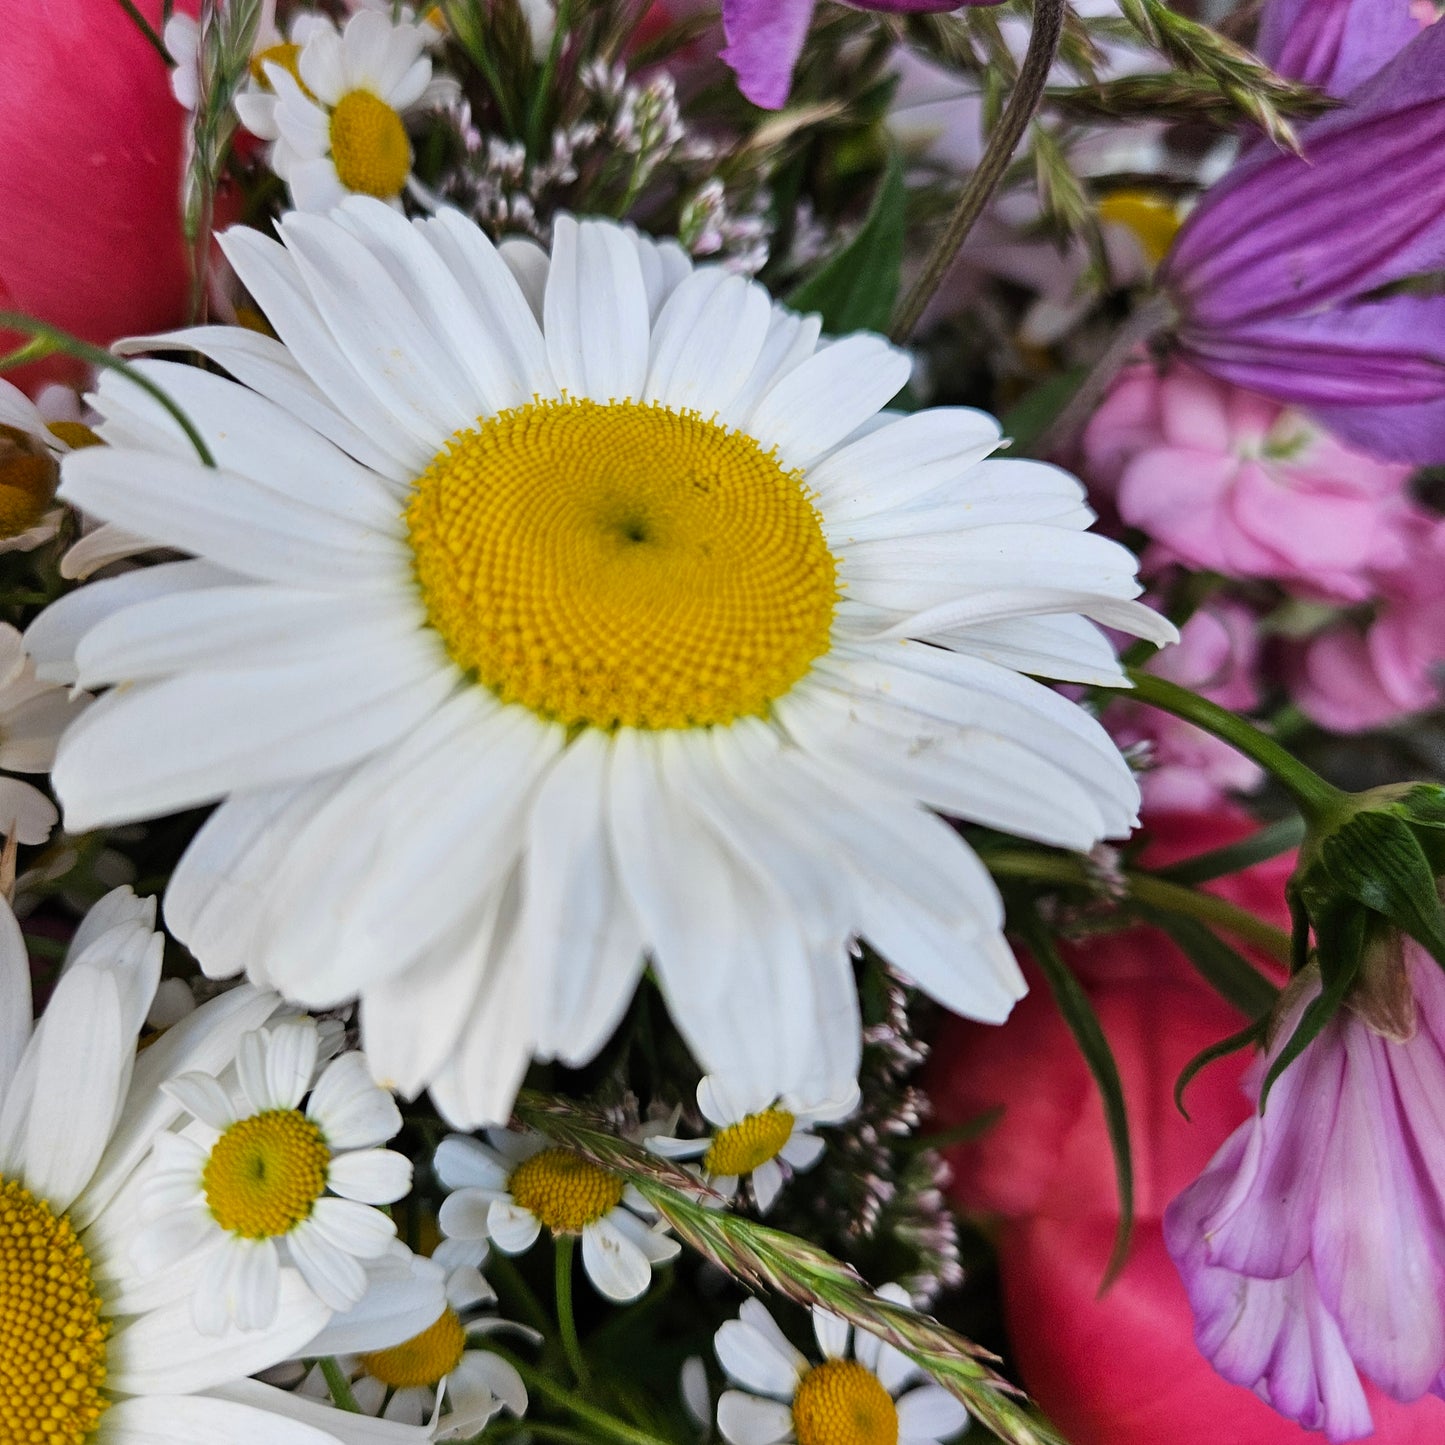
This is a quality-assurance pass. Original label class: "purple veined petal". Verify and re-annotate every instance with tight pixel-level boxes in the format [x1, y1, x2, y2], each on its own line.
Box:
[1256, 0, 1423, 96]
[1163, 24, 1445, 329]
[1310, 1017, 1445, 1401]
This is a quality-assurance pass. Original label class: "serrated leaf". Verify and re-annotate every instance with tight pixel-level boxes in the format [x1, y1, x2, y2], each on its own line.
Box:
[1023, 917, 1133, 1289]
[1319, 811, 1445, 967]
[1132, 907, 1280, 1020]
[1260, 905, 1365, 1107]
[787, 152, 905, 334]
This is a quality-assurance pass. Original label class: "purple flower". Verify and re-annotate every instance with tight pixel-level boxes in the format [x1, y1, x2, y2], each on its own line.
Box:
[1164, 942, 1445, 1441]
[1256, 0, 1424, 96]
[1159, 21, 1445, 463]
[721, 0, 992, 111]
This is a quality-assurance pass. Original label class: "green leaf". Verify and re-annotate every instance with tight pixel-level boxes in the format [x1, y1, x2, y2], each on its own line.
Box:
[1023, 917, 1134, 1289]
[1156, 814, 1306, 887]
[1319, 811, 1445, 966]
[1132, 907, 1280, 1020]
[1174, 1017, 1266, 1120]
[787, 153, 906, 334]
[1397, 783, 1445, 830]
[999, 367, 1087, 453]
[1260, 905, 1365, 1107]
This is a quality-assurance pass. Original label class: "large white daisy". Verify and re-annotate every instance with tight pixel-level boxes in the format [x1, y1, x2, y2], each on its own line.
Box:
[34, 199, 1172, 1126]
[0, 884, 423, 1444]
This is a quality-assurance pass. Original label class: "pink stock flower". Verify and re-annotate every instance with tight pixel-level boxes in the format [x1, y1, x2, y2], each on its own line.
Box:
[1107, 601, 1264, 815]
[1289, 513, 1445, 733]
[0, 0, 197, 394]
[928, 813, 1445, 1443]
[1082, 362, 1413, 601]
[1165, 942, 1445, 1441]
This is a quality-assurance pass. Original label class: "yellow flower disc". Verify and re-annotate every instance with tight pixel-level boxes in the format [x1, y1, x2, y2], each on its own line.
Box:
[407, 399, 840, 731]
[250, 40, 308, 93]
[703, 1108, 795, 1177]
[0, 425, 58, 539]
[507, 1148, 624, 1234]
[0, 1177, 111, 1445]
[203, 1109, 331, 1239]
[45, 422, 102, 451]
[792, 1359, 899, 1445]
[1096, 189, 1180, 268]
[361, 1306, 468, 1390]
[328, 89, 412, 199]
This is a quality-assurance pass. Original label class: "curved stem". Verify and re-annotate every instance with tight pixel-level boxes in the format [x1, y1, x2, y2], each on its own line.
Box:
[0, 311, 217, 468]
[554, 1235, 592, 1390]
[482, 1344, 674, 1445]
[1125, 670, 1343, 821]
[317, 1357, 362, 1413]
[890, 0, 1067, 342]
[1030, 291, 1173, 457]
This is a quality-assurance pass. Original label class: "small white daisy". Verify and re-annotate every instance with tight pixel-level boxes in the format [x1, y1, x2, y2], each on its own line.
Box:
[39, 201, 1173, 1129]
[648, 1075, 857, 1212]
[304, 1242, 531, 1439]
[0, 885, 426, 1444]
[170, 3, 336, 115]
[0, 375, 95, 554]
[135, 1014, 413, 1332]
[716, 1288, 969, 1445]
[236, 10, 435, 211]
[435, 1129, 681, 1304]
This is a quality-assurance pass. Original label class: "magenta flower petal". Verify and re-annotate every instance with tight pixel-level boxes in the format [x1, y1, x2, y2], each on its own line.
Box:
[1257, 0, 1423, 96]
[720, 0, 816, 109]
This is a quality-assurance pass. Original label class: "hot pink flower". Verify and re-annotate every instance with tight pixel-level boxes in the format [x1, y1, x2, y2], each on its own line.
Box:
[1083, 362, 1413, 601]
[1107, 601, 1264, 815]
[1289, 512, 1445, 733]
[1165, 942, 1445, 1440]
[0, 0, 197, 394]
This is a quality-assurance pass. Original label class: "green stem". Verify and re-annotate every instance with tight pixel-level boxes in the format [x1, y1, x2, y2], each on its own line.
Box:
[984, 849, 1294, 963]
[113, 0, 171, 62]
[890, 0, 1067, 341]
[0, 312, 216, 468]
[526, 0, 572, 162]
[487, 1423, 601, 1445]
[554, 1235, 592, 1390]
[485, 1249, 555, 1340]
[1125, 670, 1343, 820]
[482, 1344, 673, 1445]
[317, 1357, 362, 1413]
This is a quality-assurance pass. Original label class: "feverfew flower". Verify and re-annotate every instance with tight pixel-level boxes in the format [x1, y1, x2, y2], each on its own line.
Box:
[135, 1015, 412, 1332]
[435, 1130, 681, 1303]
[0, 375, 95, 554]
[648, 1075, 858, 1211]
[714, 1288, 968, 1445]
[0, 887, 414, 1444]
[236, 10, 434, 211]
[38, 201, 1170, 1127]
[1164, 941, 1445, 1441]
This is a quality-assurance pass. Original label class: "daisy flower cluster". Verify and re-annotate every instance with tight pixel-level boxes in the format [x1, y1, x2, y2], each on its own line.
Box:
[2, 0, 1444, 1442]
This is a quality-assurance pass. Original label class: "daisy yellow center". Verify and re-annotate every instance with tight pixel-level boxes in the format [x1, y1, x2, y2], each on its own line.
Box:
[406, 399, 840, 731]
[203, 1109, 330, 1239]
[0, 425, 58, 539]
[329, 89, 412, 199]
[249, 41, 312, 97]
[1096, 188, 1180, 268]
[0, 1177, 111, 1445]
[507, 1148, 624, 1234]
[792, 1359, 899, 1445]
[360, 1306, 467, 1389]
[703, 1108, 795, 1177]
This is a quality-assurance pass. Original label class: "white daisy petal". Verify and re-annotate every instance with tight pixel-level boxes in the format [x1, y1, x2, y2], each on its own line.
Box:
[434, 1136, 512, 1193]
[896, 1383, 970, 1441]
[486, 1200, 543, 1255]
[580, 1215, 653, 1303]
[812, 1307, 851, 1361]
[161, 1072, 237, 1132]
[0, 898, 32, 1100]
[327, 1148, 413, 1205]
[716, 1317, 805, 1397]
[288, 1215, 373, 1312]
[717, 1391, 796, 1445]
[308, 1051, 402, 1150]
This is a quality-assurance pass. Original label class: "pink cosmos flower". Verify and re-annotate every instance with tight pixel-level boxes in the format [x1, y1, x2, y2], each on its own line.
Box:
[1082, 362, 1413, 601]
[1289, 512, 1445, 733]
[1165, 941, 1445, 1441]
[1106, 601, 1264, 816]
[0, 0, 197, 394]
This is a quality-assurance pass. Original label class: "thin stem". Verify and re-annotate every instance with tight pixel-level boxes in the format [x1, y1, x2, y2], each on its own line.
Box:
[484, 1249, 554, 1340]
[483, 1344, 673, 1445]
[554, 1235, 592, 1390]
[890, 0, 1067, 341]
[113, 0, 171, 62]
[1030, 291, 1174, 457]
[0, 312, 217, 468]
[487, 1423, 601, 1445]
[317, 1357, 362, 1413]
[1125, 670, 1343, 820]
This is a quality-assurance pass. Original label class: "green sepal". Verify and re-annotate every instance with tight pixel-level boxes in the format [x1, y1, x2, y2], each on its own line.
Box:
[787, 152, 906, 335]
[1174, 1017, 1267, 1121]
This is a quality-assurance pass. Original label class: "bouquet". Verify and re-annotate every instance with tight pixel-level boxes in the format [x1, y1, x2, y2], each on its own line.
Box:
[1, 1, 1442, 1441]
